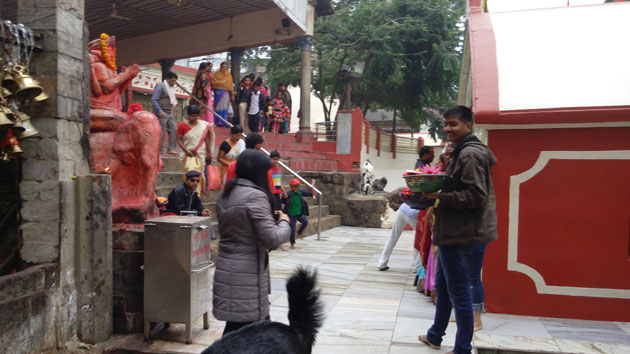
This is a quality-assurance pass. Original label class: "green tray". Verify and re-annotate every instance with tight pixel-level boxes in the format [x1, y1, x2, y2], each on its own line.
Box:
[403, 174, 447, 193]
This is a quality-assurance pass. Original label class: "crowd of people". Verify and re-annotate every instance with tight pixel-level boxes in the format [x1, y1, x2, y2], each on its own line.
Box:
[154, 79, 495, 353]
[187, 62, 293, 136]
[378, 105, 497, 354]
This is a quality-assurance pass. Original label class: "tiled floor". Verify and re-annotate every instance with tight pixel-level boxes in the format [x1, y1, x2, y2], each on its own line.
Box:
[114, 226, 630, 354]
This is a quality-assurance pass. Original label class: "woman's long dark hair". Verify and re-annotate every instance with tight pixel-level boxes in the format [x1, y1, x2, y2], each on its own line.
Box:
[192, 62, 209, 102]
[222, 149, 274, 213]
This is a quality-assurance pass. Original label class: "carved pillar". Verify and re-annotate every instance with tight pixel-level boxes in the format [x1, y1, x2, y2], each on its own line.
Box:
[229, 47, 244, 90]
[296, 35, 316, 142]
[157, 58, 175, 80]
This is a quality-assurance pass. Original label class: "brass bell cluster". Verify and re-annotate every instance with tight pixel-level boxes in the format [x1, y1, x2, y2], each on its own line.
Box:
[0, 20, 47, 161]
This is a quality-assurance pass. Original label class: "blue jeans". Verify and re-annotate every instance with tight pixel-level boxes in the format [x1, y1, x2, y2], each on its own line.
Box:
[289, 215, 308, 244]
[468, 244, 487, 312]
[426, 245, 473, 354]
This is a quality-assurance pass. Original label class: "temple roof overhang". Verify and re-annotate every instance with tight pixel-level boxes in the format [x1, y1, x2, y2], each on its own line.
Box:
[4, 0, 332, 65]
[464, 0, 630, 127]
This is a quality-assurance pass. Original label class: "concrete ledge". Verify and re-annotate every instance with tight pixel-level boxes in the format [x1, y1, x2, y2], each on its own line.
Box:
[0, 263, 57, 304]
[0, 263, 59, 353]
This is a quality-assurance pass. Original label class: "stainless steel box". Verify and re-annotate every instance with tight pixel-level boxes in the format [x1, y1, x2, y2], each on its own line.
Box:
[143, 216, 213, 344]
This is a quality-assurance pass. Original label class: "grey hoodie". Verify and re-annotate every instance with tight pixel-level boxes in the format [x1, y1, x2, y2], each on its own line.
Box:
[434, 134, 498, 246]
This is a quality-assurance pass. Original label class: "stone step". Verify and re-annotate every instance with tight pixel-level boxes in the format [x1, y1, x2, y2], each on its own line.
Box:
[307, 204, 330, 217]
[289, 158, 338, 171]
[300, 214, 341, 237]
[213, 127, 297, 143]
[203, 201, 330, 219]
[274, 150, 328, 159]
[160, 156, 183, 173]
[156, 172, 184, 190]
[476, 349, 556, 354]
[260, 141, 313, 151]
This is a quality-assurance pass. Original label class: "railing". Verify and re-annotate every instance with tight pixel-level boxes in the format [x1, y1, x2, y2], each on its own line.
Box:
[369, 126, 378, 149]
[361, 120, 421, 157]
[314, 121, 337, 142]
[177, 82, 324, 240]
[395, 135, 419, 154]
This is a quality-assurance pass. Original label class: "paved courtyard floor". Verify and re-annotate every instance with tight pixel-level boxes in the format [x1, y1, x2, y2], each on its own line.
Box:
[105, 226, 630, 354]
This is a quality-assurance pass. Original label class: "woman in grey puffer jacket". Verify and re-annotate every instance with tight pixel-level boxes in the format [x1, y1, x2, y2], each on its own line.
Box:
[213, 149, 291, 336]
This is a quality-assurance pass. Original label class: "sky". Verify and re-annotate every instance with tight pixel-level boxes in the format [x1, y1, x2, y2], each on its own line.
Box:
[487, 0, 605, 12]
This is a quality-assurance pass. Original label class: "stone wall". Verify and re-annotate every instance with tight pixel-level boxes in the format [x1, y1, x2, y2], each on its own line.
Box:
[14, 0, 90, 350]
[345, 192, 389, 228]
[284, 171, 387, 227]
[0, 264, 59, 353]
[0, 1, 113, 352]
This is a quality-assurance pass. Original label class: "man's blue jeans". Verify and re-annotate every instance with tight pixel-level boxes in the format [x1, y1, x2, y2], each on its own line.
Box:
[289, 215, 308, 244]
[426, 245, 473, 354]
[469, 244, 487, 312]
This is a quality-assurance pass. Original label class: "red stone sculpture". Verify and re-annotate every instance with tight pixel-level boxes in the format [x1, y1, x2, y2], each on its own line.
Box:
[88, 34, 163, 223]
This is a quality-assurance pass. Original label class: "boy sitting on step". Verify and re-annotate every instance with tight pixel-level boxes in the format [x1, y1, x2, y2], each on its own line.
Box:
[282, 178, 316, 249]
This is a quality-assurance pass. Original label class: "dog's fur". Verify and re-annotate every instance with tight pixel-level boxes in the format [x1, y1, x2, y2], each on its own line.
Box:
[361, 159, 375, 195]
[202, 268, 323, 354]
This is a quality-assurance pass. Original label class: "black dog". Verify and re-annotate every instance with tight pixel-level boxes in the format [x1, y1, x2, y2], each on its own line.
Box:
[202, 268, 324, 354]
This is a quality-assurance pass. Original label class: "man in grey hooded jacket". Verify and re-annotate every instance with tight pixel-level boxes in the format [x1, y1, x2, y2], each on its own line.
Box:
[418, 106, 497, 354]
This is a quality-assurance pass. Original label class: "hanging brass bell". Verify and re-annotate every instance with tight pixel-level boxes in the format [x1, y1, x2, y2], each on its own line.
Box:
[0, 106, 15, 121]
[1, 87, 13, 100]
[14, 112, 38, 139]
[12, 119, 25, 135]
[30, 90, 48, 103]
[10, 65, 43, 102]
[1, 67, 17, 92]
[0, 108, 13, 128]
[6, 135, 23, 154]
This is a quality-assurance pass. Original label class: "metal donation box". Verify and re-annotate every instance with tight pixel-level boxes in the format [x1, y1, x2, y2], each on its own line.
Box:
[143, 216, 213, 344]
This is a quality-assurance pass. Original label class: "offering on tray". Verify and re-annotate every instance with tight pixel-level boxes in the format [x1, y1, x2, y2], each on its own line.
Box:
[402, 165, 447, 193]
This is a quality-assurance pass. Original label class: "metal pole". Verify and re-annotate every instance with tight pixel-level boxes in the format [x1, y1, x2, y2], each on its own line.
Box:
[317, 191, 322, 241]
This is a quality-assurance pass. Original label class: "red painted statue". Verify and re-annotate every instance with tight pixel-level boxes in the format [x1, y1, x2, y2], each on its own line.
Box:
[88, 33, 163, 223]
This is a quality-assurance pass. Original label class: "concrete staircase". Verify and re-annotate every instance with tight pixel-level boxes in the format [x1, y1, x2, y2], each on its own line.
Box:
[156, 154, 341, 238]
[213, 127, 340, 171]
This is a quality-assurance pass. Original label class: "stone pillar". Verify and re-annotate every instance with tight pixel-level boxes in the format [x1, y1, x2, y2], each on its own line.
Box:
[17, 0, 111, 348]
[157, 58, 175, 80]
[296, 35, 316, 142]
[229, 47, 244, 89]
[76, 175, 113, 343]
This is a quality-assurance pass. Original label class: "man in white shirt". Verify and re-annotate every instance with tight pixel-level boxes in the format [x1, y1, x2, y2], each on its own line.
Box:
[378, 202, 422, 273]
[247, 82, 265, 133]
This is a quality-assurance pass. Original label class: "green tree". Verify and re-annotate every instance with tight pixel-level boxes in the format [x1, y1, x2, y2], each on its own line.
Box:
[265, 0, 464, 136]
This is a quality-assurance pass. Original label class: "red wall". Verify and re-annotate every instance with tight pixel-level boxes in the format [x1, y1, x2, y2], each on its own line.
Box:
[485, 126, 630, 321]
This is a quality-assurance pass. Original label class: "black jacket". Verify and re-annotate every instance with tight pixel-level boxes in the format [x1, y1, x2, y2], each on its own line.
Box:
[282, 189, 313, 217]
[434, 134, 498, 246]
[164, 183, 205, 216]
[246, 91, 267, 116]
[235, 86, 252, 104]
